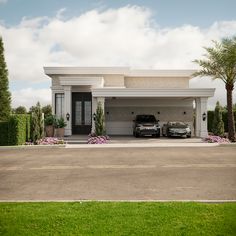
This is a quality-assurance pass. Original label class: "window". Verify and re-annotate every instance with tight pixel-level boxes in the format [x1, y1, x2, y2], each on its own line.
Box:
[55, 93, 64, 118]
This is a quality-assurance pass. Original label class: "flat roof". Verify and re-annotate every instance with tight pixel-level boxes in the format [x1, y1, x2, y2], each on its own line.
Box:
[44, 67, 196, 78]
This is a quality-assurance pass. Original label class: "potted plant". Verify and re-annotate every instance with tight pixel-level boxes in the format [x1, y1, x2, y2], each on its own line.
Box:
[44, 115, 55, 137]
[54, 117, 67, 137]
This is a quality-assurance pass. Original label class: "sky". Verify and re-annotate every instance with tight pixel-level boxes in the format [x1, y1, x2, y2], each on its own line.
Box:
[0, 0, 236, 109]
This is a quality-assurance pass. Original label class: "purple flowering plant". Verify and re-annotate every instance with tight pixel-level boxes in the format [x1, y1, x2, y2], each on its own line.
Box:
[203, 135, 230, 143]
[87, 133, 110, 144]
[25, 137, 64, 145]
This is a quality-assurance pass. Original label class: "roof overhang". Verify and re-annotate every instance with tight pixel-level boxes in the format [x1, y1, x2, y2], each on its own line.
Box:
[44, 67, 196, 78]
[92, 88, 215, 98]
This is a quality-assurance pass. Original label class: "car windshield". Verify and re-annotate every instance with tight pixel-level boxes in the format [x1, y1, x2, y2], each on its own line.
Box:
[136, 115, 156, 123]
[168, 122, 186, 126]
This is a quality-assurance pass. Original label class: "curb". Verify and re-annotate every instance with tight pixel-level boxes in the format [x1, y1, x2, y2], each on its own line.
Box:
[0, 199, 235, 203]
[0, 145, 66, 149]
[0, 143, 228, 149]
[65, 143, 219, 148]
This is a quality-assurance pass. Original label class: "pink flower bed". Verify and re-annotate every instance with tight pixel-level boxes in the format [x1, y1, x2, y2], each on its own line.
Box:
[25, 137, 64, 145]
[203, 135, 230, 143]
[87, 133, 110, 144]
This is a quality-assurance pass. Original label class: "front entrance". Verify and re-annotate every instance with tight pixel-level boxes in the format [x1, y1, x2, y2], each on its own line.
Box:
[72, 92, 92, 134]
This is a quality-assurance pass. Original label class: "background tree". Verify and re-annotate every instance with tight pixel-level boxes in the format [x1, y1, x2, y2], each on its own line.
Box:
[0, 37, 11, 121]
[212, 101, 224, 136]
[31, 102, 44, 143]
[233, 103, 236, 111]
[193, 37, 236, 141]
[94, 102, 105, 136]
[42, 104, 52, 118]
[13, 106, 27, 114]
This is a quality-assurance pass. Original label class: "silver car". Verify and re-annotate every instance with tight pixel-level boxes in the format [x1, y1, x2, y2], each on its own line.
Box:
[133, 114, 160, 138]
[162, 121, 191, 138]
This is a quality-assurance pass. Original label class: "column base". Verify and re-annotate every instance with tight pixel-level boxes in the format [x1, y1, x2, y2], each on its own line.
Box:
[64, 128, 72, 136]
[200, 131, 208, 138]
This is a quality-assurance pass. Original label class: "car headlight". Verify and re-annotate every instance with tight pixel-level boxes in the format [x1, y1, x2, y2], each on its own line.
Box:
[186, 127, 191, 132]
[136, 124, 143, 130]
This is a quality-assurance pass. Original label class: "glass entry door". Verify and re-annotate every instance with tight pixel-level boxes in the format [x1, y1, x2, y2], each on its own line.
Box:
[72, 92, 92, 134]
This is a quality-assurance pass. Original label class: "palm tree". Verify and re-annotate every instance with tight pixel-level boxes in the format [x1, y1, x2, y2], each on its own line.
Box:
[193, 37, 236, 141]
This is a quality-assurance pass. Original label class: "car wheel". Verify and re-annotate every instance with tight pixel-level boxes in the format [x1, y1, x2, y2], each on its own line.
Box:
[135, 132, 139, 138]
[187, 135, 191, 138]
[156, 133, 160, 138]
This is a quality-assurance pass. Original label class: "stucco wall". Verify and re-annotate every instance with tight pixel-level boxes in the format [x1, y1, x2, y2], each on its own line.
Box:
[53, 74, 189, 89]
[124, 77, 189, 88]
[51, 76, 60, 86]
[103, 75, 125, 87]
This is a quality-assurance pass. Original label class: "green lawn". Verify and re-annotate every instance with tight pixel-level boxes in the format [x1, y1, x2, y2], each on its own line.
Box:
[0, 202, 235, 235]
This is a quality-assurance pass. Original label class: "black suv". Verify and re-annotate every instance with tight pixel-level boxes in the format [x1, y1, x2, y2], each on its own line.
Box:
[133, 114, 160, 137]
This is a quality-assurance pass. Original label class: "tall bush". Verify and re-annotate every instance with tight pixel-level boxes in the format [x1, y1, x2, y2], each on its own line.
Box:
[208, 110, 236, 132]
[42, 105, 52, 118]
[212, 101, 224, 136]
[13, 106, 27, 114]
[94, 102, 105, 136]
[0, 37, 11, 121]
[31, 102, 44, 143]
[0, 114, 31, 146]
[0, 121, 8, 145]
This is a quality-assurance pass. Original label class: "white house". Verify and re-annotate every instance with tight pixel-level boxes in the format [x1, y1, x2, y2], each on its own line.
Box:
[44, 67, 215, 137]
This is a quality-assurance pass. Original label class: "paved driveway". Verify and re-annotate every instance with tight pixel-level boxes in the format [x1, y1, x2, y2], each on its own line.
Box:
[0, 146, 236, 201]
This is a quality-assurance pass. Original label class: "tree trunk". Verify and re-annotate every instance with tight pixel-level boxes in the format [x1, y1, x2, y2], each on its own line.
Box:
[226, 84, 235, 142]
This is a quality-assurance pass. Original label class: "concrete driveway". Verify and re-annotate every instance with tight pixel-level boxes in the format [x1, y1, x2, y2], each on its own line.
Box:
[0, 146, 236, 201]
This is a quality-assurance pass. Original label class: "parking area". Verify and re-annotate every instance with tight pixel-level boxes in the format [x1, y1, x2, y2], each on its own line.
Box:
[0, 145, 236, 201]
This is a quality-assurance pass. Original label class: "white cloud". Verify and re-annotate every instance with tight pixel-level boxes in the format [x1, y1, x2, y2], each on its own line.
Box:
[0, 5, 235, 108]
[11, 88, 51, 109]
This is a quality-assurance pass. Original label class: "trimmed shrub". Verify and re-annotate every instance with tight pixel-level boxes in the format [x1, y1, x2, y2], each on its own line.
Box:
[0, 121, 8, 145]
[0, 114, 31, 146]
[207, 111, 214, 132]
[31, 102, 44, 144]
[208, 110, 236, 133]
[8, 115, 31, 145]
[26, 115, 31, 142]
[94, 101, 105, 136]
[212, 101, 224, 136]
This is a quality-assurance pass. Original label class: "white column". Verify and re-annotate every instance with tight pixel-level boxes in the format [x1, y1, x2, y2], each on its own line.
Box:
[51, 90, 56, 115]
[64, 85, 72, 136]
[195, 97, 208, 138]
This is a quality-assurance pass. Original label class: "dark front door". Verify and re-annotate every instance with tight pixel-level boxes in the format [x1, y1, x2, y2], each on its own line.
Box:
[72, 92, 92, 134]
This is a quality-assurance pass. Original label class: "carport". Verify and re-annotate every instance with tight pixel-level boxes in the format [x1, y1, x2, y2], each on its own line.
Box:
[92, 88, 215, 137]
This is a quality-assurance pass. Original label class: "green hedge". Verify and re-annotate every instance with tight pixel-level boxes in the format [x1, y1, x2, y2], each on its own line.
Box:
[0, 114, 31, 146]
[208, 111, 236, 132]
[0, 122, 9, 146]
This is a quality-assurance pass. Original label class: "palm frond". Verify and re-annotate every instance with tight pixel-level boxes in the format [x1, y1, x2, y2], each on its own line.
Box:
[193, 36, 236, 85]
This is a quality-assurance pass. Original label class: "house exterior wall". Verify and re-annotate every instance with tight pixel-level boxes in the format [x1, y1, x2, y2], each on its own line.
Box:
[124, 77, 189, 88]
[45, 67, 214, 137]
[103, 75, 125, 87]
[52, 74, 190, 89]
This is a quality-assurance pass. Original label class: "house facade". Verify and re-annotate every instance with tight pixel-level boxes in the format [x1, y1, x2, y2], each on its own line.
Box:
[44, 67, 215, 137]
